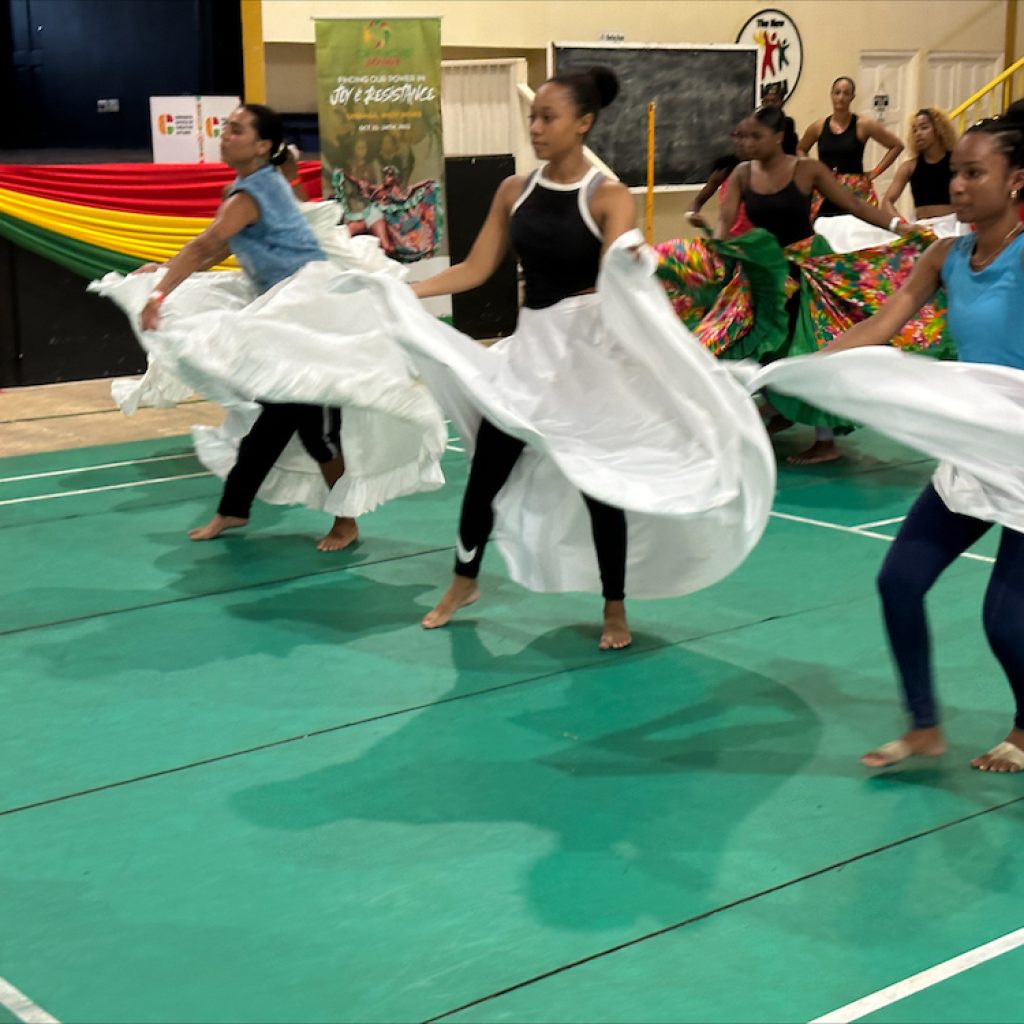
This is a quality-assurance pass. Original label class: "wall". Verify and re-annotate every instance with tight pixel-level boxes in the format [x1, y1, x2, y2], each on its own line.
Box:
[261, 0, 1018, 241]
[5, 0, 243, 149]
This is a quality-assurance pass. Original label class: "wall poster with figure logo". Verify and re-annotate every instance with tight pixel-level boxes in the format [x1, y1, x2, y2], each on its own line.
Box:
[735, 9, 803, 104]
[314, 17, 447, 268]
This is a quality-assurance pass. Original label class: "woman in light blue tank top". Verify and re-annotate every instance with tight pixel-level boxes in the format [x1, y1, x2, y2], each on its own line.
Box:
[824, 113, 1024, 773]
[133, 104, 358, 552]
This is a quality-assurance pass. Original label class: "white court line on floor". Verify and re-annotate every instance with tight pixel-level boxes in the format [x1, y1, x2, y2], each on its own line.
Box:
[851, 515, 906, 530]
[0, 975, 60, 1024]
[0, 453, 194, 484]
[769, 510, 995, 565]
[0, 472, 212, 507]
[810, 926, 1024, 1023]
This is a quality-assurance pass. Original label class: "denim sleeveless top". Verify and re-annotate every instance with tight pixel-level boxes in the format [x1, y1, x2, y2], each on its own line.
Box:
[941, 231, 1024, 370]
[227, 165, 326, 294]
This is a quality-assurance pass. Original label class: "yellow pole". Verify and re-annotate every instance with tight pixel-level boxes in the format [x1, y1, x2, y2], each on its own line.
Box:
[645, 101, 656, 244]
[1005, 0, 1019, 108]
[241, 0, 266, 104]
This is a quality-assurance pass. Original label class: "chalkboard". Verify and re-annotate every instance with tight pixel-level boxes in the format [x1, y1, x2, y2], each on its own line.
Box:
[551, 43, 758, 187]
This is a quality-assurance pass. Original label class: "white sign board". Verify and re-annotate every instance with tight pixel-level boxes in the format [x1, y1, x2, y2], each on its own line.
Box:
[149, 96, 239, 163]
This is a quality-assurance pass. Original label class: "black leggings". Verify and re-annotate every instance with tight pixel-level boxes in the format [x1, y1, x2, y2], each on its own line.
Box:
[877, 483, 1024, 730]
[455, 418, 628, 600]
[219, 402, 341, 519]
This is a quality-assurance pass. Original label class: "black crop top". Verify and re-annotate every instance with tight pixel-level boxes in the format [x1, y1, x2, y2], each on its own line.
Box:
[817, 114, 866, 174]
[740, 164, 814, 248]
[509, 168, 603, 310]
[909, 151, 952, 208]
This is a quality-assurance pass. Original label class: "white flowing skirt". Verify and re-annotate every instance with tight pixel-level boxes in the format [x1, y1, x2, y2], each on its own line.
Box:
[363, 230, 776, 598]
[743, 349, 1024, 533]
[814, 212, 968, 253]
[91, 205, 447, 517]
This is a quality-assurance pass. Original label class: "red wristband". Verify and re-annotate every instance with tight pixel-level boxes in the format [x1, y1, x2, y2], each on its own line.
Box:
[150, 290, 166, 304]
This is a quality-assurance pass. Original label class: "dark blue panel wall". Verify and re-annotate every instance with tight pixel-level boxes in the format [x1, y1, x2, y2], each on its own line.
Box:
[6, 0, 241, 149]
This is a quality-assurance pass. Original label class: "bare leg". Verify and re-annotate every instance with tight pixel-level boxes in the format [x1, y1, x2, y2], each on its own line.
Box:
[971, 726, 1024, 773]
[599, 599, 632, 651]
[422, 575, 481, 629]
[189, 514, 249, 541]
[861, 726, 947, 767]
[316, 451, 359, 552]
[788, 427, 842, 465]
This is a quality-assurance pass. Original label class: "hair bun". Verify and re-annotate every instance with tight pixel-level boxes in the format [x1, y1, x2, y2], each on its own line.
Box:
[269, 141, 289, 166]
[1004, 99, 1024, 129]
[587, 65, 619, 109]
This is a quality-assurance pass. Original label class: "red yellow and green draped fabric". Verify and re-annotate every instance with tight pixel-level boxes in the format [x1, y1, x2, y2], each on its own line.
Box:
[0, 162, 323, 279]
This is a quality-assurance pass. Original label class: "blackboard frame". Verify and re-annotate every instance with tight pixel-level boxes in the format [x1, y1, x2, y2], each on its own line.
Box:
[549, 41, 759, 191]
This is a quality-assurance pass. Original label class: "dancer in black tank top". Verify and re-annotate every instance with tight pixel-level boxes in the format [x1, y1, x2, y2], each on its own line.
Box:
[882, 108, 957, 223]
[718, 105, 913, 464]
[410, 66, 638, 650]
[798, 76, 904, 218]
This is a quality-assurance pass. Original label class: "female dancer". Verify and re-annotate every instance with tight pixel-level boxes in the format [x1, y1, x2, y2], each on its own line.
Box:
[685, 125, 754, 235]
[410, 67, 636, 648]
[136, 104, 356, 550]
[660, 105, 922, 465]
[880, 108, 958, 228]
[820, 114, 1024, 772]
[125, 104, 448, 551]
[761, 82, 798, 155]
[798, 76, 904, 218]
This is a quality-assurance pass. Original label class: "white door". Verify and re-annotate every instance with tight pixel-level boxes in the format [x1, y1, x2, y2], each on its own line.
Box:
[858, 51, 916, 215]
[925, 52, 1003, 127]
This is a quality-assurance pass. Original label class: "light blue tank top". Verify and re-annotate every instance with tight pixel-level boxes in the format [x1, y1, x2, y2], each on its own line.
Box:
[227, 164, 326, 293]
[941, 231, 1024, 370]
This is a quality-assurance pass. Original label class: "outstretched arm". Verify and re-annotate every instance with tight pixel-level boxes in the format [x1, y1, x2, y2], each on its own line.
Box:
[686, 168, 727, 230]
[862, 118, 905, 180]
[592, 180, 637, 255]
[825, 240, 950, 352]
[810, 160, 912, 232]
[411, 175, 521, 299]
[140, 192, 259, 330]
[881, 158, 915, 222]
[797, 119, 823, 158]
[713, 167, 744, 240]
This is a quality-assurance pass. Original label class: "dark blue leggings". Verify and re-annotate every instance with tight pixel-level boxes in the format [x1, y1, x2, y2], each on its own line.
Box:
[877, 484, 1024, 730]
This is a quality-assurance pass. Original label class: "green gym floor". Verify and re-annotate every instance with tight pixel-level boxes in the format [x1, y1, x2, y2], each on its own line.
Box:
[1, 423, 1022, 1024]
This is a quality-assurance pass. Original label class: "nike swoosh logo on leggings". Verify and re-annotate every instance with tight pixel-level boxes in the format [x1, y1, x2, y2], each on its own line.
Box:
[456, 539, 478, 564]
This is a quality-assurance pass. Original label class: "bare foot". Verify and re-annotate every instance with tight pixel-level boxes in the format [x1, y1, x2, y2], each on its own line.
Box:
[860, 726, 946, 768]
[765, 414, 794, 436]
[599, 599, 632, 651]
[188, 514, 248, 541]
[971, 727, 1024, 773]
[787, 439, 842, 465]
[421, 577, 481, 629]
[317, 517, 359, 552]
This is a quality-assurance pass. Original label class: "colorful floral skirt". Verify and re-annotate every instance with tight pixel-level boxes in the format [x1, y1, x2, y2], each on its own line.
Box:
[811, 172, 879, 220]
[655, 226, 954, 428]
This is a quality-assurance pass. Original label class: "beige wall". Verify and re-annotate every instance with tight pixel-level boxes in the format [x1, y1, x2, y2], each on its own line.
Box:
[262, 0, 1019, 241]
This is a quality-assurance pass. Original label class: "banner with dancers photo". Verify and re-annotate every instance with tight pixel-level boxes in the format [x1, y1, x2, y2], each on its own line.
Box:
[314, 17, 447, 267]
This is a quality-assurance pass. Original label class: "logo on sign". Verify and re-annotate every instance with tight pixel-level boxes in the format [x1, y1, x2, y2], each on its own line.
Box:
[362, 20, 390, 50]
[205, 116, 222, 138]
[736, 9, 804, 103]
[158, 114, 175, 135]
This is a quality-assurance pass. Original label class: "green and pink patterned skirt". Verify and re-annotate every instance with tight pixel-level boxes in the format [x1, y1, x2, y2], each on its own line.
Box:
[654, 227, 954, 428]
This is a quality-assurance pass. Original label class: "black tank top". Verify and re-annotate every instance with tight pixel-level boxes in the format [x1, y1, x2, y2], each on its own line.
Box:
[509, 168, 603, 310]
[740, 162, 814, 248]
[817, 114, 865, 173]
[909, 151, 952, 208]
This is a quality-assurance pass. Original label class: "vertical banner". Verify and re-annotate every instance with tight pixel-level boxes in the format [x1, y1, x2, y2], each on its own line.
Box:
[314, 18, 447, 268]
